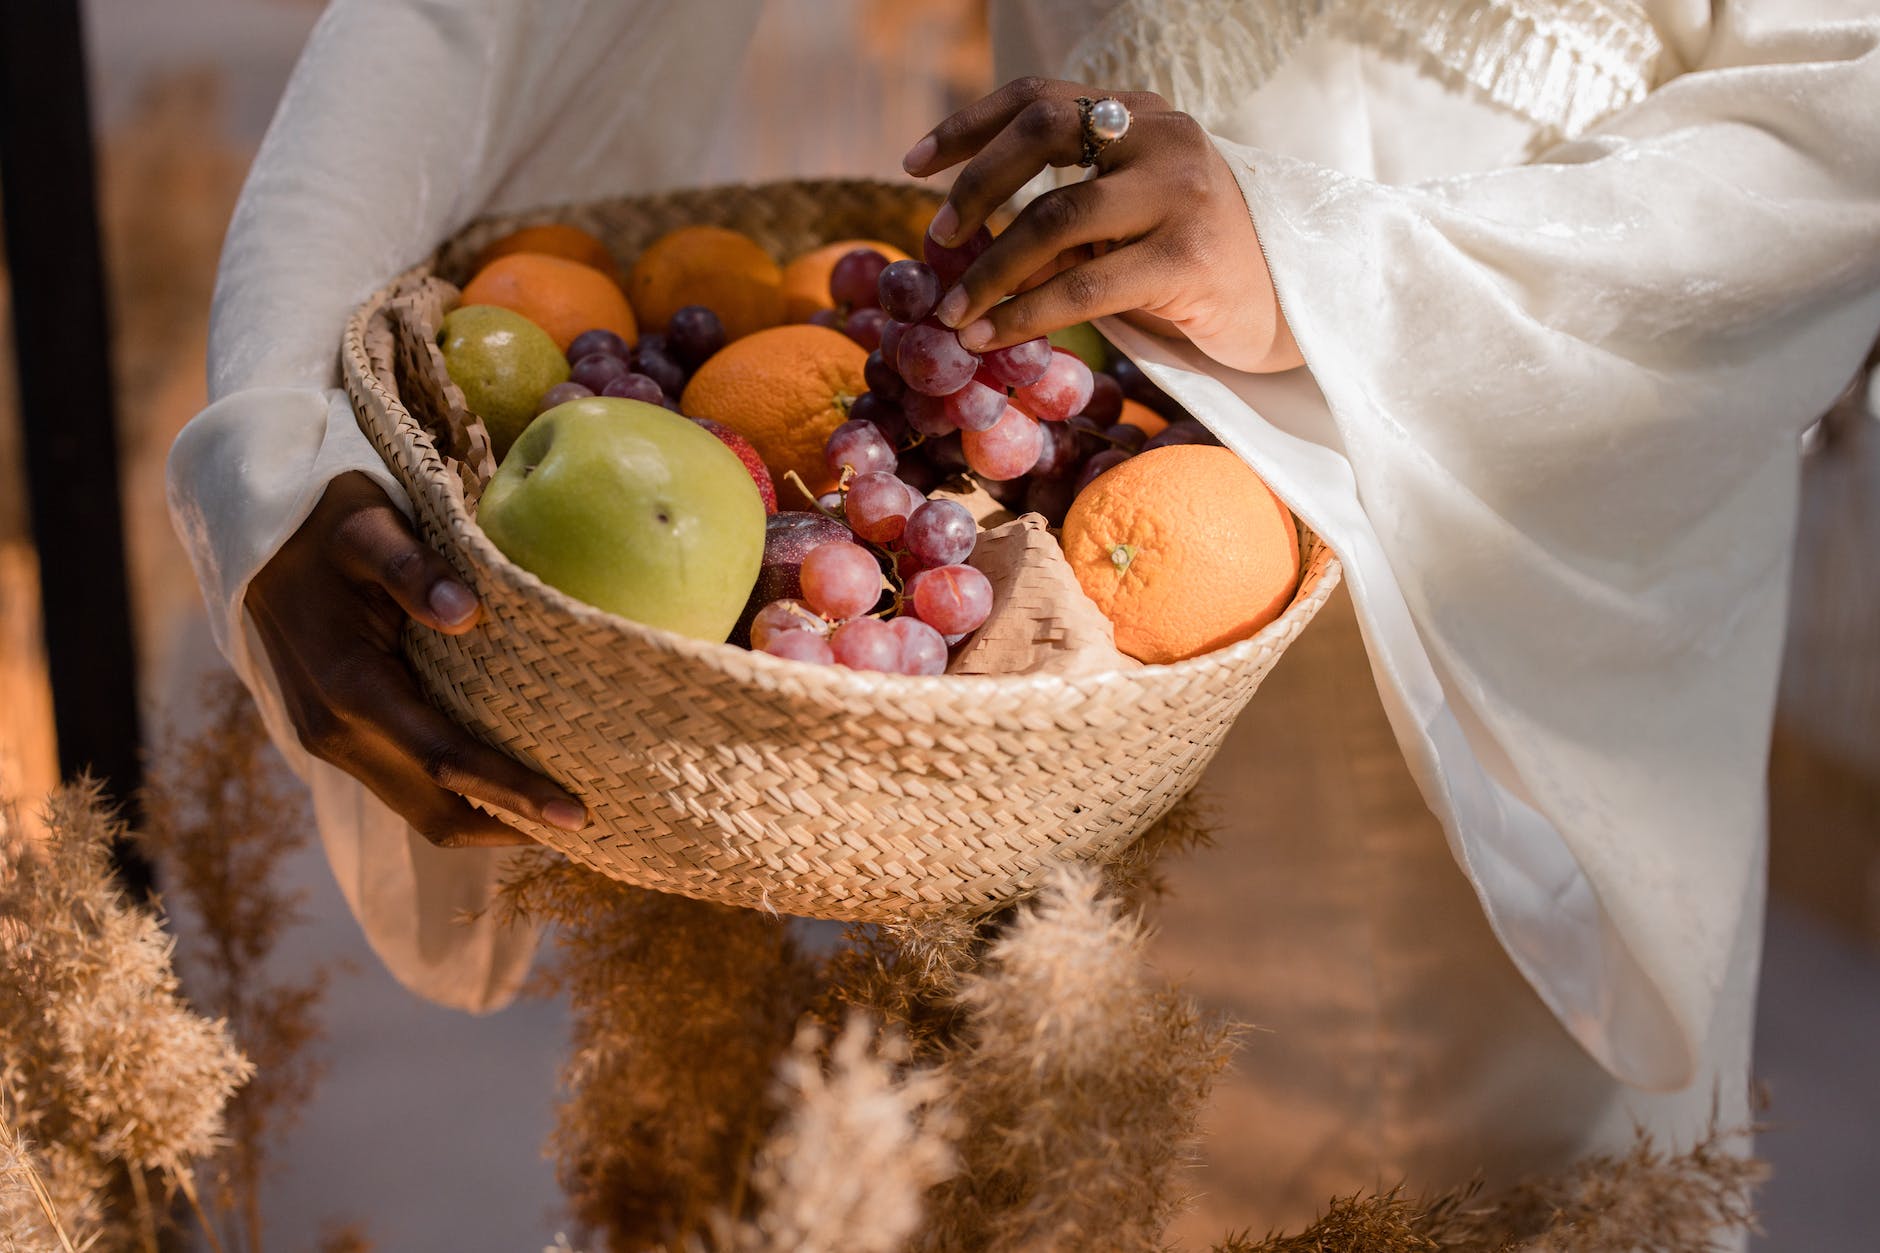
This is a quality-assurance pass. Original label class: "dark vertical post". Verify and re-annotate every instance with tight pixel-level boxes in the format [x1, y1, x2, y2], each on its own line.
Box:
[1, 0, 152, 892]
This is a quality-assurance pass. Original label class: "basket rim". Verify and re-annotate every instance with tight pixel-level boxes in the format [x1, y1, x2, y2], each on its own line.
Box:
[346, 253, 1342, 702]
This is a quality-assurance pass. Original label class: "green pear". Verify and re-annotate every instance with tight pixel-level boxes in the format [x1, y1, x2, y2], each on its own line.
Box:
[439, 305, 569, 458]
[478, 397, 765, 642]
[1048, 321, 1111, 372]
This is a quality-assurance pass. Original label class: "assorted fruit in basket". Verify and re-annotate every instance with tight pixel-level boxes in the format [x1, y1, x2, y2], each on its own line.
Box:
[433, 218, 1299, 672]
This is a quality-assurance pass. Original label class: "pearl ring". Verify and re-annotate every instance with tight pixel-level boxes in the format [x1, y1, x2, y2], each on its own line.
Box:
[1075, 96, 1131, 167]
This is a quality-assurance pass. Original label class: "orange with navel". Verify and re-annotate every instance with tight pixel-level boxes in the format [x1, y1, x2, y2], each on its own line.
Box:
[680, 325, 868, 496]
[473, 223, 622, 286]
[1063, 445, 1298, 664]
[780, 239, 910, 322]
[627, 225, 785, 342]
[458, 252, 637, 352]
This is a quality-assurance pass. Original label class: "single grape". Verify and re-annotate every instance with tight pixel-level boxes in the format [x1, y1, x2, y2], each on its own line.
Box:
[877, 259, 942, 323]
[845, 471, 918, 543]
[631, 342, 687, 396]
[981, 337, 1052, 388]
[923, 224, 993, 288]
[911, 564, 993, 635]
[904, 567, 934, 603]
[879, 318, 910, 365]
[536, 380, 595, 415]
[750, 599, 828, 651]
[846, 306, 888, 352]
[571, 352, 633, 393]
[897, 454, 940, 494]
[600, 372, 666, 404]
[903, 498, 976, 568]
[902, 391, 954, 439]
[566, 329, 630, 365]
[816, 490, 845, 513]
[1079, 370, 1124, 425]
[1074, 448, 1133, 495]
[666, 305, 726, 371]
[1110, 356, 1184, 419]
[824, 418, 898, 479]
[863, 350, 905, 401]
[1025, 474, 1077, 526]
[809, 308, 841, 329]
[898, 320, 980, 397]
[1144, 420, 1217, 450]
[924, 431, 969, 472]
[1029, 418, 1080, 478]
[830, 616, 901, 672]
[848, 392, 908, 448]
[888, 615, 948, 676]
[800, 541, 884, 619]
[1013, 349, 1095, 421]
[830, 248, 890, 309]
[980, 472, 1030, 510]
[962, 405, 1043, 481]
[1104, 422, 1149, 453]
[1067, 414, 1107, 458]
[901, 478, 927, 517]
[763, 631, 836, 664]
[944, 377, 1008, 432]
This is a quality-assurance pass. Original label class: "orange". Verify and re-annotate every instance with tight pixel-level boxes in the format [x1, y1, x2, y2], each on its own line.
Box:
[780, 239, 910, 322]
[1115, 399, 1168, 439]
[459, 252, 637, 352]
[680, 325, 867, 496]
[472, 223, 621, 286]
[1063, 446, 1298, 664]
[627, 225, 785, 342]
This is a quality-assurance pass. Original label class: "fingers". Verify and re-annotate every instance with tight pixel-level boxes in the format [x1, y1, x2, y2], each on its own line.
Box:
[329, 488, 482, 635]
[903, 76, 1068, 177]
[954, 245, 1163, 353]
[926, 95, 1086, 247]
[338, 649, 590, 839]
[936, 175, 1159, 330]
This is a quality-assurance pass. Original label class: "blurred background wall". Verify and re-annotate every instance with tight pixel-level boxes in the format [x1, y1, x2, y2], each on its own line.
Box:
[0, 0, 1873, 1248]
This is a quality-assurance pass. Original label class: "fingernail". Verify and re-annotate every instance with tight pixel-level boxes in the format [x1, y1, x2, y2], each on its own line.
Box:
[957, 318, 994, 351]
[928, 202, 958, 246]
[542, 799, 587, 831]
[429, 579, 478, 626]
[937, 287, 969, 328]
[902, 135, 936, 173]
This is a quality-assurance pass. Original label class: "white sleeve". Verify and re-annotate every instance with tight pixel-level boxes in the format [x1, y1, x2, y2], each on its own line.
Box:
[1181, 1, 1880, 1087]
[165, 0, 763, 1010]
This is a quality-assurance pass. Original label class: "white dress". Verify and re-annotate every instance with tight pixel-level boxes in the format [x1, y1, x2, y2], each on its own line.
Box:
[165, 0, 1880, 1232]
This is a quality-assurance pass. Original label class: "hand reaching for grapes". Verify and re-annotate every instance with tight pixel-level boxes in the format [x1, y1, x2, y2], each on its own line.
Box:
[901, 76, 1303, 375]
[246, 472, 588, 847]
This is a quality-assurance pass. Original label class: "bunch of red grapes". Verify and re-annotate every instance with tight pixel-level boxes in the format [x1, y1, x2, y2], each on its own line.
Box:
[749, 236, 1216, 676]
[817, 235, 1220, 526]
[534, 305, 729, 415]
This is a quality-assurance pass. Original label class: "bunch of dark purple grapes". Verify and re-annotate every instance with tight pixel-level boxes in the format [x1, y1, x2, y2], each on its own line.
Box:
[533, 305, 729, 416]
[815, 237, 1221, 528]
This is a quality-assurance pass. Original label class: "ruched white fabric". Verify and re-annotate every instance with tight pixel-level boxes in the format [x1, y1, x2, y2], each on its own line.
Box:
[169, 1, 1879, 1221]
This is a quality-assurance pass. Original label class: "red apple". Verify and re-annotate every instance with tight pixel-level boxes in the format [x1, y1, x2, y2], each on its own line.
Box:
[690, 416, 777, 513]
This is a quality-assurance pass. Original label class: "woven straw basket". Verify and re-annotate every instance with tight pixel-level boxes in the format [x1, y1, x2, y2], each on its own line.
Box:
[341, 178, 1341, 922]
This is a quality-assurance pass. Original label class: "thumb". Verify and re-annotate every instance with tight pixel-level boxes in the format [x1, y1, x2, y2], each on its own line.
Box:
[333, 493, 482, 635]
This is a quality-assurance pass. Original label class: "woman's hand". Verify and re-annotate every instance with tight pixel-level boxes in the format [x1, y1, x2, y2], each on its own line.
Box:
[246, 472, 587, 847]
[902, 76, 1302, 374]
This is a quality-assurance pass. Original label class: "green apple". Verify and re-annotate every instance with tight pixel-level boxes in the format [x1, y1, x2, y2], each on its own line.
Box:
[1048, 321, 1110, 371]
[478, 397, 765, 641]
[438, 305, 569, 459]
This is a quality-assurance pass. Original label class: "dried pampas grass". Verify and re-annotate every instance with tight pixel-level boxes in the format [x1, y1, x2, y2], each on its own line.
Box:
[140, 673, 334, 1251]
[497, 852, 824, 1252]
[920, 863, 1237, 1253]
[0, 782, 252, 1247]
[725, 1018, 955, 1253]
[1215, 1122, 1763, 1252]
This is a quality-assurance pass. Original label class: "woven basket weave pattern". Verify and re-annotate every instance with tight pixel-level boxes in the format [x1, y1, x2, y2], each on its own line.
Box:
[342, 178, 1341, 921]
